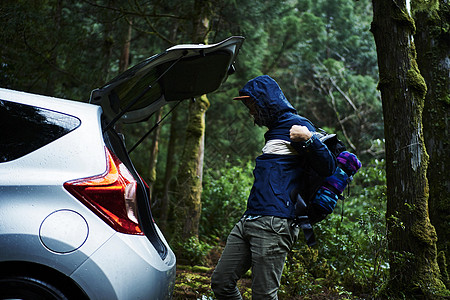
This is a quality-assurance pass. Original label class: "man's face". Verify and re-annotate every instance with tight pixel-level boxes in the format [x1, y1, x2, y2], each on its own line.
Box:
[243, 98, 257, 116]
[242, 98, 263, 126]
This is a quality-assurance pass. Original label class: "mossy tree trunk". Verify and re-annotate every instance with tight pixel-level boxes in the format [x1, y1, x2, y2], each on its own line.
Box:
[174, 95, 209, 241]
[413, 0, 450, 288]
[371, 0, 448, 297]
[172, 0, 211, 251]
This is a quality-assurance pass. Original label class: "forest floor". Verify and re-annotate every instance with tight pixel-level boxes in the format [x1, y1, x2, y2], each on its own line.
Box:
[173, 264, 356, 299]
[172, 244, 362, 299]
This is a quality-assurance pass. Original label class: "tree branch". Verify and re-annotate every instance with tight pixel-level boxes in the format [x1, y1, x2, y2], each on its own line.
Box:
[81, 0, 185, 19]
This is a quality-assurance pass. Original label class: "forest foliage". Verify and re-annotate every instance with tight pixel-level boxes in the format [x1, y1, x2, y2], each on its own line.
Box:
[3, 0, 447, 298]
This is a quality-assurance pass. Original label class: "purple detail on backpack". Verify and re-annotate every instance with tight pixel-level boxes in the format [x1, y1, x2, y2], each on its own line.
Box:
[310, 151, 362, 218]
[337, 151, 362, 176]
[317, 151, 362, 199]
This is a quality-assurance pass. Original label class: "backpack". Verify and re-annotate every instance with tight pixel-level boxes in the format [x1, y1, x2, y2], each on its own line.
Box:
[292, 130, 362, 246]
[307, 151, 362, 223]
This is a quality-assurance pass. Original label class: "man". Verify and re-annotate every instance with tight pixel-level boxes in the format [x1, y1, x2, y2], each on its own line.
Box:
[211, 75, 336, 299]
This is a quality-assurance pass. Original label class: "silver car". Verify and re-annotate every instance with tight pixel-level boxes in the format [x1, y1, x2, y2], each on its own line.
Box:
[0, 36, 244, 299]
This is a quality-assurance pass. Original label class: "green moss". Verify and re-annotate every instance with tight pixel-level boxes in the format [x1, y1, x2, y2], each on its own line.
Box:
[411, 219, 437, 246]
[378, 264, 450, 299]
[392, 4, 416, 32]
[176, 264, 192, 271]
[443, 94, 450, 105]
[412, 0, 440, 14]
[438, 251, 450, 288]
[407, 67, 428, 99]
[174, 268, 214, 299]
[192, 265, 212, 273]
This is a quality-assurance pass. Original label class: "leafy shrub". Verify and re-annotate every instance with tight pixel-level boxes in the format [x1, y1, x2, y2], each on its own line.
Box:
[280, 245, 339, 298]
[348, 157, 387, 219]
[200, 160, 254, 241]
[175, 236, 213, 266]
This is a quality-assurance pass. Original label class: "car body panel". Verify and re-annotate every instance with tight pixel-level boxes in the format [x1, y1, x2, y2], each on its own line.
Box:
[90, 36, 244, 124]
[0, 186, 116, 276]
[71, 232, 176, 299]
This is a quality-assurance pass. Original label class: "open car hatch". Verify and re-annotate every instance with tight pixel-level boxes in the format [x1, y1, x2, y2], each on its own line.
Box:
[90, 36, 244, 125]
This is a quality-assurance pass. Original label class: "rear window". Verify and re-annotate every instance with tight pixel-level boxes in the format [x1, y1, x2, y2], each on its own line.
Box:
[0, 99, 81, 163]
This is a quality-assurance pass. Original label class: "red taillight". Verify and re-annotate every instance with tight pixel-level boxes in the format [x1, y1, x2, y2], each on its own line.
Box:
[64, 148, 143, 235]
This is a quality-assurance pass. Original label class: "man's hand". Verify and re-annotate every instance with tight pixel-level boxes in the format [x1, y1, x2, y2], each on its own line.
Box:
[290, 125, 313, 142]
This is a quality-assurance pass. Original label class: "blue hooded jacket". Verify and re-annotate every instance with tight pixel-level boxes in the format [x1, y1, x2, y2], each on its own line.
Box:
[239, 75, 336, 219]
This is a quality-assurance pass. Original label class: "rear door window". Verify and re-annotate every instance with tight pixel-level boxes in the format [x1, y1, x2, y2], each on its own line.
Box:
[0, 99, 81, 162]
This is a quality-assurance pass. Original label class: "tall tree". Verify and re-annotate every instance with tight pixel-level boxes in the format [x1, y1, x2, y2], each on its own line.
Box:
[371, 0, 448, 297]
[148, 108, 163, 200]
[160, 105, 181, 231]
[172, 0, 211, 247]
[413, 0, 450, 287]
[118, 19, 132, 73]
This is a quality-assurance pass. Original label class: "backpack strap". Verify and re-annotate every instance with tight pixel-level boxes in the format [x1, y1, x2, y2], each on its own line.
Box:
[291, 189, 317, 247]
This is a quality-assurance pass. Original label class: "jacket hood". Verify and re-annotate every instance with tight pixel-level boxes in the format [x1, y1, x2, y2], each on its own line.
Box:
[239, 75, 297, 127]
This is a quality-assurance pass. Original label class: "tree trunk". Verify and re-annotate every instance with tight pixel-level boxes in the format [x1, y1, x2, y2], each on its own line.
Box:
[371, 0, 447, 297]
[148, 108, 163, 201]
[160, 105, 180, 232]
[174, 95, 209, 240]
[119, 19, 132, 73]
[173, 0, 211, 249]
[158, 23, 181, 233]
[413, 0, 450, 288]
[45, 0, 62, 95]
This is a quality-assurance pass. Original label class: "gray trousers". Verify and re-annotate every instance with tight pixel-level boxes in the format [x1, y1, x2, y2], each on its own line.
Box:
[211, 216, 299, 300]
